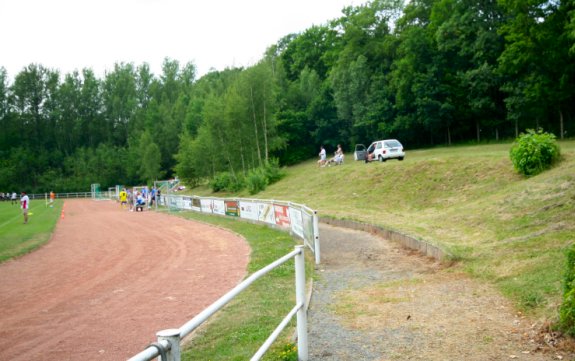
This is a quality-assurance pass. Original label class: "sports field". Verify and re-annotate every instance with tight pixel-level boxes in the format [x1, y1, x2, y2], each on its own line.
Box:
[0, 198, 63, 263]
[0, 199, 250, 361]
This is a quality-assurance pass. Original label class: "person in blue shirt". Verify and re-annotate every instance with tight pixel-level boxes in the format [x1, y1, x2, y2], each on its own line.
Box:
[149, 187, 156, 208]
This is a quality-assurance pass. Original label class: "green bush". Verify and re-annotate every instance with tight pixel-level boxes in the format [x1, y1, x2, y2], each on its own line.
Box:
[210, 161, 284, 194]
[560, 244, 575, 336]
[210, 172, 231, 192]
[245, 159, 286, 195]
[509, 129, 561, 176]
[263, 158, 285, 184]
[246, 168, 268, 195]
[210, 172, 245, 193]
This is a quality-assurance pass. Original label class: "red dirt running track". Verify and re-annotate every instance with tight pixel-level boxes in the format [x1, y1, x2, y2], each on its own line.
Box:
[0, 199, 250, 360]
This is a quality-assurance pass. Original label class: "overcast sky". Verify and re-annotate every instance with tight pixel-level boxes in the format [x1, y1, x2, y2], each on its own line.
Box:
[1, 0, 359, 79]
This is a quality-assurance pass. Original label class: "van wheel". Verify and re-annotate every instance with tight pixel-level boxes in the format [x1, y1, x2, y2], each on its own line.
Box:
[379, 156, 386, 162]
[398, 157, 404, 161]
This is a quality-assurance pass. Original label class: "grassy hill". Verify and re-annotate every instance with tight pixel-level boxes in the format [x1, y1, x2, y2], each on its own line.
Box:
[192, 140, 575, 319]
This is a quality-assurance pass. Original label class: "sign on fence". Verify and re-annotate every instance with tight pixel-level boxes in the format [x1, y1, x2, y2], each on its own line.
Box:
[289, 207, 304, 239]
[192, 198, 201, 211]
[213, 199, 225, 215]
[274, 204, 291, 228]
[225, 200, 240, 217]
[258, 202, 276, 224]
[239, 201, 259, 221]
[162, 195, 320, 264]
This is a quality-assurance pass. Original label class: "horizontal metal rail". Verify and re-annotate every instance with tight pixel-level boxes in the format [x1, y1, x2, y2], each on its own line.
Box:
[130, 339, 171, 360]
[127, 245, 308, 361]
[179, 247, 300, 336]
[24, 192, 92, 200]
[251, 301, 303, 361]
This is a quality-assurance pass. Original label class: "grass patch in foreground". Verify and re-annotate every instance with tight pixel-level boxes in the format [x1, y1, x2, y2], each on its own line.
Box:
[173, 212, 312, 361]
[0, 200, 63, 263]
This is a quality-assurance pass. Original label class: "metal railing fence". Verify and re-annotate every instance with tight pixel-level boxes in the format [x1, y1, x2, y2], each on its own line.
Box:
[24, 192, 92, 200]
[127, 245, 308, 361]
[158, 194, 321, 264]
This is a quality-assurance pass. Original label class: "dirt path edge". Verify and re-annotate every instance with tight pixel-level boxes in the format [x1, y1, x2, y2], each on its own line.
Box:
[319, 216, 450, 261]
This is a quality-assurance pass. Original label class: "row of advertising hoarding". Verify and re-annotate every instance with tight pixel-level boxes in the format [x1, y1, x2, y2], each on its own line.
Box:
[161, 195, 321, 264]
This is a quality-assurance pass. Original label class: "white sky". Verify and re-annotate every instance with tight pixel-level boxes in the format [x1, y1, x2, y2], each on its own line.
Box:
[1, 0, 358, 80]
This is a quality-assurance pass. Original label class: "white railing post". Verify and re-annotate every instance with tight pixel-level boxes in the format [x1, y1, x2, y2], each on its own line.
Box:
[312, 210, 321, 265]
[294, 246, 308, 361]
[157, 329, 181, 361]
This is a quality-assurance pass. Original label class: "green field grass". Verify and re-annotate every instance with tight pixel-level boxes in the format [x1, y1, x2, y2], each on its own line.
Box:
[192, 140, 575, 319]
[0, 199, 63, 263]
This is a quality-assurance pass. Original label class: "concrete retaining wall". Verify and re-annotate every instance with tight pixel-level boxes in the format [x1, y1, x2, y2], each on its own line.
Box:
[319, 217, 449, 261]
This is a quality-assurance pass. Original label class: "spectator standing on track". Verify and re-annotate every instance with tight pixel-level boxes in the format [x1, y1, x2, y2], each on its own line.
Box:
[20, 192, 30, 224]
[149, 187, 156, 208]
[119, 188, 128, 209]
[127, 189, 134, 212]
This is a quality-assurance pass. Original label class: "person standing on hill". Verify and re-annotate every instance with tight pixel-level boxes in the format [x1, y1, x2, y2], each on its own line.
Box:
[317, 146, 327, 167]
[20, 192, 30, 224]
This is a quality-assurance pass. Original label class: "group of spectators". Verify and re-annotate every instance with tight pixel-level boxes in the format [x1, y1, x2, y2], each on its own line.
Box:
[317, 144, 345, 167]
[119, 187, 159, 212]
[0, 192, 18, 203]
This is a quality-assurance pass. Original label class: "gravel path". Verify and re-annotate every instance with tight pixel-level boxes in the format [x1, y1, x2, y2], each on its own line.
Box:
[307, 223, 574, 361]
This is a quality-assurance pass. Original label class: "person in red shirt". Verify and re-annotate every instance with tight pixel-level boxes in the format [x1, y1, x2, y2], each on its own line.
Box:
[20, 192, 30, 224]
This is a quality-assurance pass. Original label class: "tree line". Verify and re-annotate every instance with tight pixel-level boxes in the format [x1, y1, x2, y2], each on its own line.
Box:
[1, 0, 573, 192]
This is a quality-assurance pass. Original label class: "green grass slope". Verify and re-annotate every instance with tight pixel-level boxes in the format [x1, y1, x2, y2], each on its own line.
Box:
[194, 140, 575, 318]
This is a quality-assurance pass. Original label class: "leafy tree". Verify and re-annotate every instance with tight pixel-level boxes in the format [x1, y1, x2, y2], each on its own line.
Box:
[280, 25, 339, 81]
[390, 20, 441, 145]
[138, 131, 163, 184]
[498, 0, 574, 138]
[79, 69, 105, 147]
[11, 64, 55, 149]
[275, 67, 327, 164]
[0, 67, 17, 151]
[101, 62, 138, 145]
[173, 131, 199, 186]
[56, 71, 82, 154]
[434, 0, 505, 141]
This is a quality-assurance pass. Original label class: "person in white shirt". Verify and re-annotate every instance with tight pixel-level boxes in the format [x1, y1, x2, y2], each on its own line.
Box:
[317, 146, 327, 167]
[328, 144, 344, 166]
[11, 192, 17, 205]
[20, 192, 30, 224]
